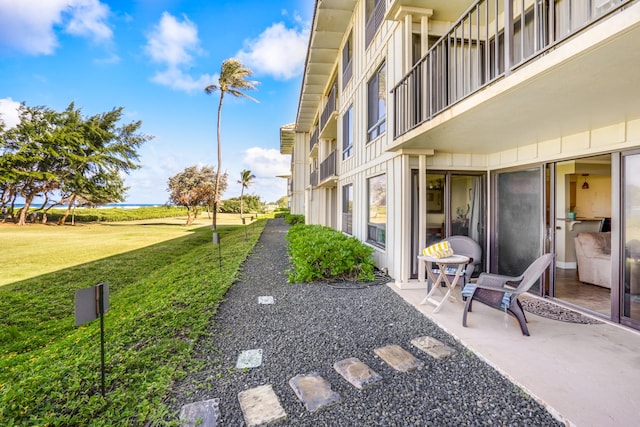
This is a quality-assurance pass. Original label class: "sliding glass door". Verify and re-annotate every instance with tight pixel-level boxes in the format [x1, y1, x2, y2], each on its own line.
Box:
[493, 167, 545, 294]
[622, 152, 640, 327]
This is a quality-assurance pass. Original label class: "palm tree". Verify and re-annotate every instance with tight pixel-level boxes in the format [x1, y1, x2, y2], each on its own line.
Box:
[238, 169, 256, 219]
[205, 58, 258, 229]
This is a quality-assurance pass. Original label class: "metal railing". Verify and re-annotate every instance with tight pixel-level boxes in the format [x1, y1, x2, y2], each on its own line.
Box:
[310, 169, 318, 187]
[392, 0, 632, 138]
[319, 149, 337, 182]
[366, 0, 386, 47]
[309, 128, 319, 152]
[320, 83, 337, 133]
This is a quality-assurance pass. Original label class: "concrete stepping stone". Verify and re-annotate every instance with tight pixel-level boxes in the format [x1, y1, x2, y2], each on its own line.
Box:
[289, 372, 341, 412]
[373, 344, 425, 372]
[411, 336, 457, 359]
[258, 296, 274, 304]
[236, 349, 263, 369]
[334, 357, 383, 389]
[238, 384, 287, 426]
[179, 398, 220, 427]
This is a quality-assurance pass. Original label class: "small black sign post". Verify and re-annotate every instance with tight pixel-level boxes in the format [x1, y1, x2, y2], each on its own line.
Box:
[212, 232, 222, 271]
[75, 282, 109, 397]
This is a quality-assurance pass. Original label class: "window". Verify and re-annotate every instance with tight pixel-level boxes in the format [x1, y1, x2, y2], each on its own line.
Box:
[367, 62, 386, 141]
[342, 105, 353, 160]
[342, 31, 353, 88]
[367, 174, 386, 247]
[342, 184, 353, 235]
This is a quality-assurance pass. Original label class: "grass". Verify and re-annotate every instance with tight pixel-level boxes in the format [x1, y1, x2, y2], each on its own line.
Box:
[0, 212, 261, 287]
[0, 213, 267, 425]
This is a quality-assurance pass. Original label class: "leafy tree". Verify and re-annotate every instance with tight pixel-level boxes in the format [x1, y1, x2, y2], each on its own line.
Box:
[276, 195, 288, 208]
[55, 105, 151, 224]
[237, 169, 255, 218]
[167, 165, 227, 226]
[204, 58, 258, 229]
[0, 102, 151, 225]
[0, 104, 66, 225]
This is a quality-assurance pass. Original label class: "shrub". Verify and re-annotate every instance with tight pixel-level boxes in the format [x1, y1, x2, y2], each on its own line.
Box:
[286, 224, 375, 283]
[285, 214, 305, 225]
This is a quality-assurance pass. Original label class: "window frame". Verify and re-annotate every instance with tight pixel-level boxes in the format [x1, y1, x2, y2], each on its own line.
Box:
[367, 174, 386, 248]
[342, 104, 353, 160]
[367, 62, 387, 142]
[342, 184, 353, 235]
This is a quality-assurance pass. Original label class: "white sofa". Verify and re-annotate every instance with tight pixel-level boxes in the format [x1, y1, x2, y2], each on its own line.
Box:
[575, 232, 611, 289]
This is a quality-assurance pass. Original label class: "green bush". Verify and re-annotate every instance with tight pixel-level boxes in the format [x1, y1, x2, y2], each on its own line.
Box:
[286, 224, 375, 283]
[284, 214, 305, 225]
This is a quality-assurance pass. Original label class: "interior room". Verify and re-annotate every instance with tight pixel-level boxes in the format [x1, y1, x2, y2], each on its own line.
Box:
[553, 155, 612, 316]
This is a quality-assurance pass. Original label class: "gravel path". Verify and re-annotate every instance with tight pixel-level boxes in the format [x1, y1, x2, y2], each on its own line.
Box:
[169, 219, 562, 426]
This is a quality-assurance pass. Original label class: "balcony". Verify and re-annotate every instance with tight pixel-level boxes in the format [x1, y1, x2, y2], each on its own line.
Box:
[366, 0, 386, 47]
[309, 128, 319, 158]
[318, 149, 338, 188]
[310, 169, 318, 187]
[391, 0, 640, 153]
[319, 83, 337, 139]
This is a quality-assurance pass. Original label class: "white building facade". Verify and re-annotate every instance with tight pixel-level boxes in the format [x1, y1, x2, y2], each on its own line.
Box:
[281, 0, 640, 331]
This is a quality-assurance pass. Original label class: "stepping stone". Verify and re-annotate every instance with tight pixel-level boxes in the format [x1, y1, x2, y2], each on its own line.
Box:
[236, 349, 263, 369]
[289, 372, 341, 412]
[411, 336, 457, 359]
[258, 296, 274, 304]
[179, 398, 220, 427]
[334, 357, 383, 389]
[373, 344, 425, 372]
[238, 384, 287, 426]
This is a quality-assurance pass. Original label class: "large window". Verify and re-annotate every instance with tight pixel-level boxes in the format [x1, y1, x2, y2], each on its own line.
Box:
[367, 62, 386, 141]
[342, 184, 353, 235]
[342, 105, 353, 160]
[367, 174, 386, 247]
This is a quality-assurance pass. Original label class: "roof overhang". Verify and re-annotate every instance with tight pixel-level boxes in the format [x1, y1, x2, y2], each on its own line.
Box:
[279, 123, 295, 154]
[295, 0, 357, 132]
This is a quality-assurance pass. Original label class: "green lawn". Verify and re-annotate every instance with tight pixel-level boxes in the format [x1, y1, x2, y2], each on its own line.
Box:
[0, 212, 256, 287]
[0, 214, 266, 425]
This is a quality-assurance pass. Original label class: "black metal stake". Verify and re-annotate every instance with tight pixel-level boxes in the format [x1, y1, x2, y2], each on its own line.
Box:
[96, 283, 106, 397]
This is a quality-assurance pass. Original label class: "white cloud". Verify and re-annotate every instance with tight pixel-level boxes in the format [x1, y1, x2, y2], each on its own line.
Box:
[145, 12, 201, 67]
[145, 12, 214, 93]
[65, 0, 112, 43]
[0, 98, 21, 129]
[240, 147, 290, 202]
[150, 67, 216, 93]
[0, 0, 112, 55]
[236, 22, 309, 80]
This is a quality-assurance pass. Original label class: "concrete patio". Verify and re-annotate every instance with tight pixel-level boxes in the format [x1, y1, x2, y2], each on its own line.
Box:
[390, 283, 640, 427]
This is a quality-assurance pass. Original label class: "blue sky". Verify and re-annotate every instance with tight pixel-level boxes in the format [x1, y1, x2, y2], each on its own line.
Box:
[0, 0, 312, 204]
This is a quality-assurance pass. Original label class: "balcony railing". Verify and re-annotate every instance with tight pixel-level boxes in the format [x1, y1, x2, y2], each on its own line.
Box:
[320, 83, 337, 133]
[310, 169, 318, 187]
[392, 0, 632, 139]
[309, 128, 319, 152]
[319, 149, 337, 183]
[366, 0, 386, 48]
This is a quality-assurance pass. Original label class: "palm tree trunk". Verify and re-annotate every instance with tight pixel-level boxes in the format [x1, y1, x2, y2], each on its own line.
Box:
[240, 187, 244, 219]
[213, 92, 225, 230]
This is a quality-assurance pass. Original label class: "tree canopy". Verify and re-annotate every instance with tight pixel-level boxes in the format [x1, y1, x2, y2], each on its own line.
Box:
[167, 165, 228, 226]
[0, 102, 152, 225]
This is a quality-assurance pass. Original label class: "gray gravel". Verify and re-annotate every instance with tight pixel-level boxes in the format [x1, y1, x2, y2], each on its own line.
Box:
[168, 219, 563, 426]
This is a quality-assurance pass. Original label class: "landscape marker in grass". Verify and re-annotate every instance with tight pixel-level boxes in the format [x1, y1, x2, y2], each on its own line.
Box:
[75, 282, 110, 397]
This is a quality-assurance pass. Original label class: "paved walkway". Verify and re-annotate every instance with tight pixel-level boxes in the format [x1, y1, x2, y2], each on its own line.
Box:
[391, 278, 640, 427]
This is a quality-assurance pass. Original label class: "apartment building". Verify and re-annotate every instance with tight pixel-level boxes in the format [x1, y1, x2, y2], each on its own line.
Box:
[280, 0, 640, 331]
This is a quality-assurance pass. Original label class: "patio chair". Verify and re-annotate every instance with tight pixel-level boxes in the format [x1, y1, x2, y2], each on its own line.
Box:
[441, 235, 482, 286]
[461, 253, 554, 336]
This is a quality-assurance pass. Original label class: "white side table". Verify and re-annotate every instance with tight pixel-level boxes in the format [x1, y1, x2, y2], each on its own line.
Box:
[418, 254, 470, 313]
